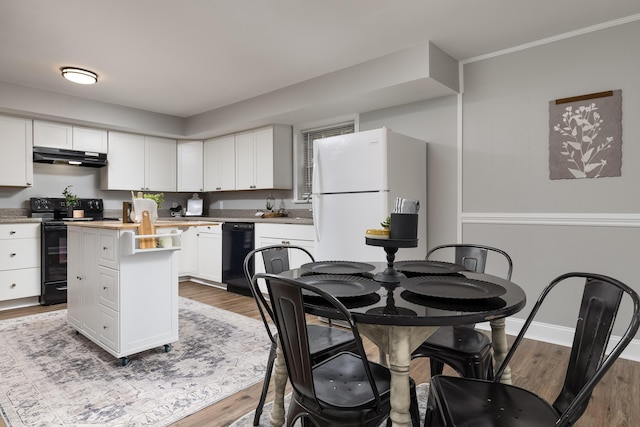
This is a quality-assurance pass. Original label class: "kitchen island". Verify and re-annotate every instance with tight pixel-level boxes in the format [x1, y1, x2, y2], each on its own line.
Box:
[66, 220, 220, 365]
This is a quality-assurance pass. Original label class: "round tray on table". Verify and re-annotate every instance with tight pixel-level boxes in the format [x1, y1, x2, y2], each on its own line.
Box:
[365, 237, 418, 248]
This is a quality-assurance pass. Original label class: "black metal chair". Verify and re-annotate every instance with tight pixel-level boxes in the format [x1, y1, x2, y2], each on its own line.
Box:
[257, 272, 420, 427]
[411, 244, 513, 380]
[425, 272, 640, 427]
[243, 245, 358, 426]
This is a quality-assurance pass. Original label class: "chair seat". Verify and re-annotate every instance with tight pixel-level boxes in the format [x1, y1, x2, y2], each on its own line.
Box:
[429, 376, 560, 427]
[412, 325, 493, 379]
[313, 351, 391, 409]
[308, 324, 357, 361]
[414, 325, 491, 356]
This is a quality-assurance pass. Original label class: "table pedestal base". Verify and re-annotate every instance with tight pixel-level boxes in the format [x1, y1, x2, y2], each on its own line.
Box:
[358, 324, 439, 427]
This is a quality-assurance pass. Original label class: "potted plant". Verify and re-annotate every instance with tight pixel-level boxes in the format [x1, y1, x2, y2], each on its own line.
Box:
[62, 185, 83, 218]
[142, 192, 164, 208]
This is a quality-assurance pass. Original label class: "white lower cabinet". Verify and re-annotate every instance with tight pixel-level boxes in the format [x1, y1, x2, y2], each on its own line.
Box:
[178, 224, 222, 283]
[67, 225, 180, 364]
[178, 227, 198, 275]
[196, 225, 222, 282]
[253, 223, 315, 278]
[0, 223, 40, 302]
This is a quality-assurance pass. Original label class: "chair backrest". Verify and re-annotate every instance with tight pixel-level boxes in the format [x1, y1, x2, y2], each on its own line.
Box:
[256, 272, 383, 413]
[242, 245, 315, 345]
[426, 243, 513, 280]
[495, 272, 640, 426]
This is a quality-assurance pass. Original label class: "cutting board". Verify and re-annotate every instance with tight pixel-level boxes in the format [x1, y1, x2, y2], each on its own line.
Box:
[138, 210, 157, 249]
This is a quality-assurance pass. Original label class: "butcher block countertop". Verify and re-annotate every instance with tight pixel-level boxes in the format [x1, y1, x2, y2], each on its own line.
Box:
[64, 220, 222, 230]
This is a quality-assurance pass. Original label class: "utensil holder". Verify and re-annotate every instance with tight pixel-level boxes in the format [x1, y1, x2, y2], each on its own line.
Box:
[389, 213, 418, 240]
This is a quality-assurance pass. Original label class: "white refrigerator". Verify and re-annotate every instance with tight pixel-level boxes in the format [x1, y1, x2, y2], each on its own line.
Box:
[312, 127, 427, 262]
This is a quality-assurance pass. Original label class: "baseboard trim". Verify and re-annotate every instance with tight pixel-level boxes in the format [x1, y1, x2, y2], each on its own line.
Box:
[476, 318, 640, 362]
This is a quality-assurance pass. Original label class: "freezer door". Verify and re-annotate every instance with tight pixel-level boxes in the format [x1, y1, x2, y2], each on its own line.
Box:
[312, 128, 388, 194]
[313, 192, 389, 262]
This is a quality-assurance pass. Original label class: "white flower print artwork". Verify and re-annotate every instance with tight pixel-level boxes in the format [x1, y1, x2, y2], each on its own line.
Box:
[549, 90, 622, 180]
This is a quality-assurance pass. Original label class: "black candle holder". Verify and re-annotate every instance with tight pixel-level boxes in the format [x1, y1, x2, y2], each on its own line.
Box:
[365, 237, 418, 283]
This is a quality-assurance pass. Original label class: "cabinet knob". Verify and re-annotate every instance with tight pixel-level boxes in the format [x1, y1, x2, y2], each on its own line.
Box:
[10, 230, 16, 235]
[10, 283, 16, 288]
[103, 326, 108, 329]
[77, 276, 82, 280]
[103, 286, 108, 290]
[10, 252, 16, 257]
[103, 246, 109, 251]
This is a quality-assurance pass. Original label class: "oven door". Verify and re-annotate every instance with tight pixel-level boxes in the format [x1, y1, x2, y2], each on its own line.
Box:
[41, 223, 68, 305]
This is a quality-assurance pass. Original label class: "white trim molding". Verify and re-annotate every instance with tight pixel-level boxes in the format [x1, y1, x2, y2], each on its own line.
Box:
[461, 212, 640, 228]
[476, 317, 640, 362]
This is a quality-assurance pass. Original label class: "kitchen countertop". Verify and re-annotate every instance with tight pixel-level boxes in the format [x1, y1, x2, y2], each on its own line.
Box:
[0, 215, 313, 225]
[0, 217, 42, 224]
[170, 216, 313, 225]
[65, 220, 223, 230]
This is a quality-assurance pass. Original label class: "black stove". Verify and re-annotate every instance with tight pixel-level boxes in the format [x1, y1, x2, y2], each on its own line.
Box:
[30, 197, 106, 305]
[30, 197, 106, 223]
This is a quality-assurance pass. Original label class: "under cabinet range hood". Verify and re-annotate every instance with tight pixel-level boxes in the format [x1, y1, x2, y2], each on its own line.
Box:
[33, 146, 107, 168]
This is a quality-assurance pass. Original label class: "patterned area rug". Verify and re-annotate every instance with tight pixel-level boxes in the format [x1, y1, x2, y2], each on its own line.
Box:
[0, 298, 270, 427]
[229, 383, 430, 426]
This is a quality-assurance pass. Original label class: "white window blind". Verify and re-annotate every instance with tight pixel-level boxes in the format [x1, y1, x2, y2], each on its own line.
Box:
[301, 122, 354, 198]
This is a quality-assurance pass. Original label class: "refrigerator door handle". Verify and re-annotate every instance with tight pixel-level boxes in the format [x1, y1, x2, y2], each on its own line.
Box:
[312, 148, 321, 195]
[312, 194, 320, 242]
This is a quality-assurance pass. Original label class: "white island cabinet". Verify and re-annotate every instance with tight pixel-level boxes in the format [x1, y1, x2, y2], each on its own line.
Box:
[66, 221, 215, 365]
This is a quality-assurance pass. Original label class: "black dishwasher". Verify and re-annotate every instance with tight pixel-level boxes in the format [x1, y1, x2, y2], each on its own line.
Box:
[222, 222, 255, 296]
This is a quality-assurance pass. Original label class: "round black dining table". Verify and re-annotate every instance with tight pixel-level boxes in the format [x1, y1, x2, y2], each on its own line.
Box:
[265, 262, 526, 427]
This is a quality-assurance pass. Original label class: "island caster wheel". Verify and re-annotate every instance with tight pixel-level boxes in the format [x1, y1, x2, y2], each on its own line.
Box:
[120, 357, 129, 366]
[164, 344, 171, 353]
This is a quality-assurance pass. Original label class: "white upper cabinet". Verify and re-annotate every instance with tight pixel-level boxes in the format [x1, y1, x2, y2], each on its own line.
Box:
[235, 125, 292, 191]
[72, 126, 108, 153]
[145, 136, 177, 192]
[234, 130, 256, 190]
[203, 134, 235, 192]
[33, 120, 72, 149]
[33, 120, 107, 153]
[177, 140, 203, 192]
[101, 131, 176, 191]
[0, 115, 33, 187]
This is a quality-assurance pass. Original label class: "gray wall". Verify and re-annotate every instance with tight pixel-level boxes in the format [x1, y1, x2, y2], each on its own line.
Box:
[461, 19, 640, 337]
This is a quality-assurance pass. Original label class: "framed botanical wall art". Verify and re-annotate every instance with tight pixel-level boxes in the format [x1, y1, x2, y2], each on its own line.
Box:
[549, 90, 622, 180]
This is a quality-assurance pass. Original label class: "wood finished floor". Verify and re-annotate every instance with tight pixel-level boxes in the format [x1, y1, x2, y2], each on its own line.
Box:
[0, 281, 638, 426]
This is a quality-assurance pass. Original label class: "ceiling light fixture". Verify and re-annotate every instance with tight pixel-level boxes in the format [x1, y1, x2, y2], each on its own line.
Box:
[61, 67, 98, 85]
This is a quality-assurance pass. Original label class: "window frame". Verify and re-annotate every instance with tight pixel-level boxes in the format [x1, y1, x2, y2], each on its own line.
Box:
[292, 115, 359, 203]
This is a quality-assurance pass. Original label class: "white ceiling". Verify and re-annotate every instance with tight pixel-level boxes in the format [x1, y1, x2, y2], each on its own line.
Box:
[1, 0, 640, 119]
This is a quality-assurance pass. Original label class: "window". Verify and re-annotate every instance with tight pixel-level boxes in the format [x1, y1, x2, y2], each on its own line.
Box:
[299, 122, 355, 200]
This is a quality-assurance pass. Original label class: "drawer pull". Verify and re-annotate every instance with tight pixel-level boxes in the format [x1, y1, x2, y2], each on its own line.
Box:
[10, 283, 16, 288]
[103, 246, 109, 251]
[10, 230, 16, 235]
[10, 253, 16, 257]
[77, 276, 82, 280]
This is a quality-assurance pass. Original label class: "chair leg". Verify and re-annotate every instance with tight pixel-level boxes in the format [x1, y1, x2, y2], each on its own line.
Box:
[254, 343, 277, 426]
[410, 382, 420, 427]
[429, 358, 445, 377]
